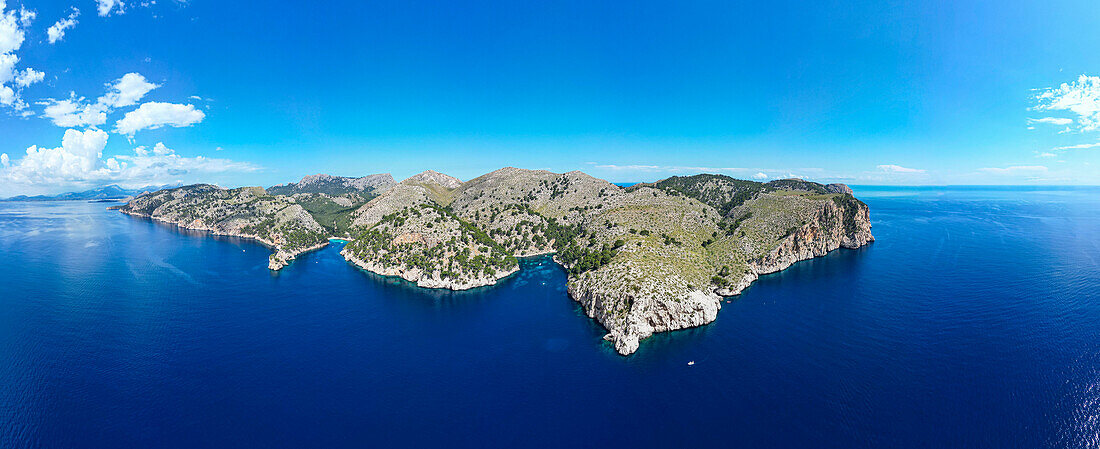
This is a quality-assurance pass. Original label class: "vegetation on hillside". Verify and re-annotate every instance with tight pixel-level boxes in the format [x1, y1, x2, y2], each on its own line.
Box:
[635, 174, 767, 215]
[295, 195, 367, 235]
[116, 168, 874, 355]
[344, 202, 517, 282]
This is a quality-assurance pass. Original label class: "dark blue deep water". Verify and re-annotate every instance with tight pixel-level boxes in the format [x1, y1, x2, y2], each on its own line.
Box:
[3, 187, 1100, 448]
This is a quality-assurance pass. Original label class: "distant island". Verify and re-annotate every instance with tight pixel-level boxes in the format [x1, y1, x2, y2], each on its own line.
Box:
[1, 184, 172, 202]
[110, 168, 873, 355]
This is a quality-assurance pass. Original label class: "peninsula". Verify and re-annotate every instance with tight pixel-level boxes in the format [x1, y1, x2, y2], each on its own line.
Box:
[112, 168, 873, 355]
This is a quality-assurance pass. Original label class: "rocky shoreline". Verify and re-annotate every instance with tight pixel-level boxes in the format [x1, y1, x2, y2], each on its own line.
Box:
[340, 249, 520, 290]
[116, 208, 331, 271]
[112, 169, 874, 356]
[123, 202, 869, 353]
[569, 276, 723, 356]
[269, 241, 331, 270]
[571, 193, 875, 355]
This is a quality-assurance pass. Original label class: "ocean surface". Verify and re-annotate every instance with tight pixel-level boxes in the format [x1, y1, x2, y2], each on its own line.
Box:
[2, 186, 1100, 448]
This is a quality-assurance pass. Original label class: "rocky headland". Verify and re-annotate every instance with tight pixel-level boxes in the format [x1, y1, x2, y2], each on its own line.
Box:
[114, 168, 873, 355]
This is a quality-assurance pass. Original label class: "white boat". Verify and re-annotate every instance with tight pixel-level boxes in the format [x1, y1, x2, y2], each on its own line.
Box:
[687, 361, 695, 366]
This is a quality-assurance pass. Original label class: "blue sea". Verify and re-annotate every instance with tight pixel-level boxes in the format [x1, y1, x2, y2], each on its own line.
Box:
[2, 186, 1100, 448]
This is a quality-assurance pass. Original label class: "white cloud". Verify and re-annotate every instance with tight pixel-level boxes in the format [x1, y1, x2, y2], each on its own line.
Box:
[18, 6, 34, 28]
[1050, 141, 1100, 152]
[3, 129, 110, 184]
[0, 4, 25, 54]
[41, 94, 108, 127]
[752, 172, 768, 179]
[46, 8, 79, 44]
[978, 165, 1048, 175]
[1034, 75, 1100, 132]
[593, 164, 663, 171]
[1, 130, 258, 192]
[114, 101, 205, 136]
[14, 67, 42, 87]
[38, 73, 162, 129]
[1036, 152, 1058, 158]
[0, 52, 17, 83]
[111, 142, 258, 183]
[96, 0, 124, 17]
[0, 86, 16, 106]
[97, 72, 158, 107]
[0, 2, 38, 110]
[1028, 117, 1073, 126]
[876, 164, 926, 174]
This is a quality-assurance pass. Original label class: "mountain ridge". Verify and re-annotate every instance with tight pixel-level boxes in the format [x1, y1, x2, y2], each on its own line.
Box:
[112, 167, 873, 355]
[2, 184, 174, 202]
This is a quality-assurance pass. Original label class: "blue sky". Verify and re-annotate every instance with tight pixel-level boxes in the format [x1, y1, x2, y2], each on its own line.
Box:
[2, 0, 1100, 195]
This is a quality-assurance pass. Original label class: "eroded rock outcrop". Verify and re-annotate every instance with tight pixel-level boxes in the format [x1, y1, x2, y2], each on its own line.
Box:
[561, 177, 874, 355]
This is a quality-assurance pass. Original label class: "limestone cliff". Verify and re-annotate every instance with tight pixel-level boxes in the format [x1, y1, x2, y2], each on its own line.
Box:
[116, 168, 873, 356]
[565, 175, 874, 355]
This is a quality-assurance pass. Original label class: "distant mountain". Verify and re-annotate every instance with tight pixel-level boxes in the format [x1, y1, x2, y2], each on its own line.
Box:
[267, 173, 396, 197]
[2, 184, 171, 202]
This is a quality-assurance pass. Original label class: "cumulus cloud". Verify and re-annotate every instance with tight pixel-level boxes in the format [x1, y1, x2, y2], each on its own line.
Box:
[41, 94, 108, 127]
[876, 164, 926, 174]
[47, 7, 79, 44]
[978, 165, 1048, 175]
[14, 67, 42, 87]
[111, 142, 258, 183]
[96, 0, 124, 17]
[0, 4, 25, 55]
[1034, 75, 1100, 132]
[0, 1, 39, 110]
[39, 73, 160, 129]
[752, 172, 768, 180]
[2, 129, 110, 184]
[0, 52, 16, 85]
[0, 130, 258, 191]
[98, 72, 158, 107]
[114, 101, 205, 136]
[18, 6, 34, 28]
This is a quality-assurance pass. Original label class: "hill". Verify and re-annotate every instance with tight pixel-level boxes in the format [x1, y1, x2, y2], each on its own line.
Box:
[113, 168, 874, 355]
[110, 184, 329, 270]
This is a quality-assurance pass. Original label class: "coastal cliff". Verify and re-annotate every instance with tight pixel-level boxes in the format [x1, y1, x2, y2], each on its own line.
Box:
[115, 168, 873, 355]
[745, 194, 873, 277]
[562, 175, 874, 355]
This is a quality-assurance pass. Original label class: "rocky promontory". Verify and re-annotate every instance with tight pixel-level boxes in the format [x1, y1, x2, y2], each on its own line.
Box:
[115, 168, 873, 355]
[111, 184, 330, 271]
